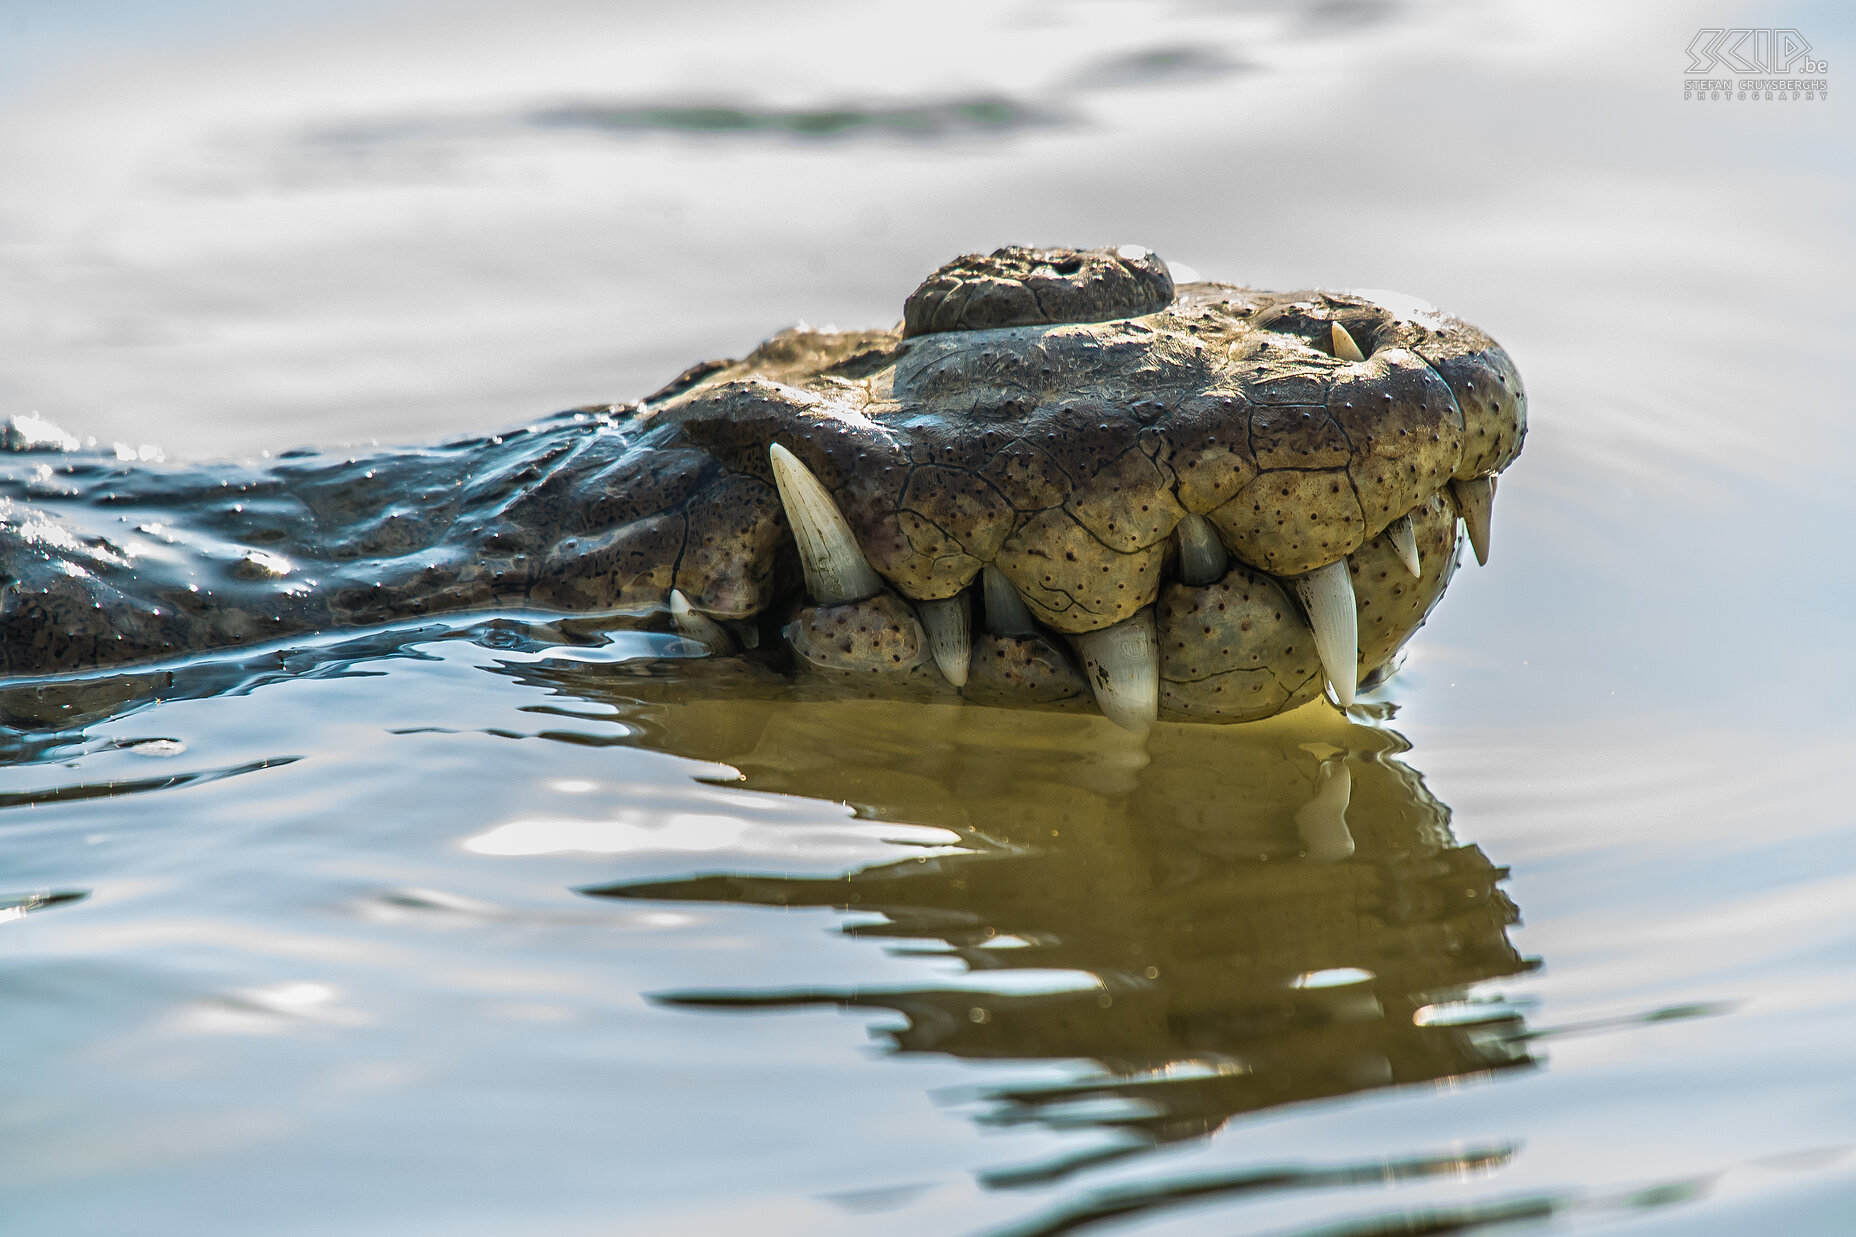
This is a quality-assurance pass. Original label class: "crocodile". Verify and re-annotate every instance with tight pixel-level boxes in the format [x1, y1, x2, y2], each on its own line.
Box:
[0, 245, 1524, 731]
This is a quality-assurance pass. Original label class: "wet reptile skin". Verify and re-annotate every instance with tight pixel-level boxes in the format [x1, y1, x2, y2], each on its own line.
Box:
[0, 246, 1524, 723]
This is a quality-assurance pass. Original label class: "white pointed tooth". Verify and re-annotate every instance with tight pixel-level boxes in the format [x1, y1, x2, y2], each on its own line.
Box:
[1330, 320, 1366, 363]
[769, 443, 884, 605]
[917, 594, 972, 688]
[1069, 610, 1159, 734]
[1452, 475, 1496, 566]
[981, 564, 1038, 637]
[1387, 514, 1422, 578]
[1294, 757, 1355, 862]
[1174, 513, 1229, 586]
[668, 589, 736, 654]
[1291, 559, 1359, 709]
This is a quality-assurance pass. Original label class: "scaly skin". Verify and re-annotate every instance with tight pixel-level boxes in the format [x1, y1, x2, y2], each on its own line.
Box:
[0, 246, 1523, 723]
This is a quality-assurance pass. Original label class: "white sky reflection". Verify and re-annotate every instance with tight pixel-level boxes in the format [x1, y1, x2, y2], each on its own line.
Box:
[464, 808, 967, 858]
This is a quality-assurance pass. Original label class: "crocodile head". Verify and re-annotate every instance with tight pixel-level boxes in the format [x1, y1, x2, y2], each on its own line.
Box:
[591, 245, 1525, 730]
[0, 246, 1523, 732]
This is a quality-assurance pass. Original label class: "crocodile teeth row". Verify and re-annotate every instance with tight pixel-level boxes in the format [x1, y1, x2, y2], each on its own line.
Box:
[1451, 476, 1495, 567]
[1291, 559, 1359, 709]
[766, 443, 1485, 720]
[769, 443, 885, 605]
[1069, 610, 1159, 734]
[917, 595, 972, 688]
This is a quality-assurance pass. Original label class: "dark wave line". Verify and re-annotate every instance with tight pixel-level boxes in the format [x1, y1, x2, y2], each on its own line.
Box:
[0, 756, 298, 811]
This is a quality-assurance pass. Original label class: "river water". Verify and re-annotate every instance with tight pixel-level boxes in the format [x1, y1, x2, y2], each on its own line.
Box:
[2, 2, 1852, 1234]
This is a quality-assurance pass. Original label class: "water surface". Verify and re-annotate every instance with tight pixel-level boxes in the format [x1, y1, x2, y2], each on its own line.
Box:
[2, 2, 1853, 1233]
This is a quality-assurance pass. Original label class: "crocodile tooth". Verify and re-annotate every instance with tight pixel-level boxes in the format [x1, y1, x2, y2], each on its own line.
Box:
[1070, 610, 1159, 734]
[1294, 757, 1355, 861]
[1387, 514, 1422, 578]
[917, 594, 972, 688]
[1175, 513, 1229, 586]
[1330, 321, 1366, 362]
[1451, 475, 1496, 566]
[668, 589, 736, 654]
[769, 443, 884, 604]
[981, 564, 1038, 637]
[1291, 559, 1359, 708]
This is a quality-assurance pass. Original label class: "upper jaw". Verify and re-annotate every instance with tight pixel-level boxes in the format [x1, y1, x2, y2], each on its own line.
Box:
[663, 279, 1523, 603]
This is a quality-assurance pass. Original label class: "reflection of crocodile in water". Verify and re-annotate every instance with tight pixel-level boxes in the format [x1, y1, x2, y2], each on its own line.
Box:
[561, 685, 1536, 1208]
[0, 246, 1523, 731]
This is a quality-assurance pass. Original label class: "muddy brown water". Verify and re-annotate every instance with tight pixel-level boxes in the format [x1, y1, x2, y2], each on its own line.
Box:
[1, 3, 1852, 1234]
